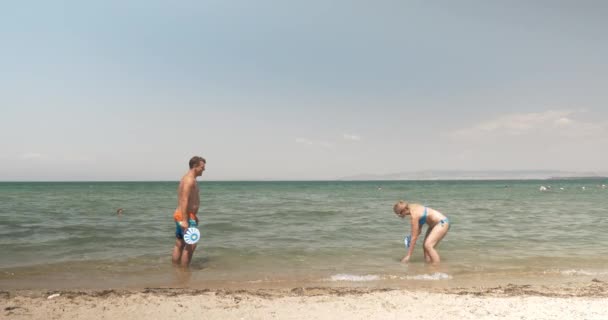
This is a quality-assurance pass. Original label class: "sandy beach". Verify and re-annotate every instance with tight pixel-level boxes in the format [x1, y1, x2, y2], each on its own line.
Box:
[3, 281, 607, 320]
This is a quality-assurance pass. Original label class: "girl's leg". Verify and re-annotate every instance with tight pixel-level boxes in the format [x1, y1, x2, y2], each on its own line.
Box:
[423, 222, 449, 264]
[423, 226, 433, 263]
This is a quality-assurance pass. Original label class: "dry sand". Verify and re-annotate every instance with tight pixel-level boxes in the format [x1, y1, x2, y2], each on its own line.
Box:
[2, 282, 608, 320]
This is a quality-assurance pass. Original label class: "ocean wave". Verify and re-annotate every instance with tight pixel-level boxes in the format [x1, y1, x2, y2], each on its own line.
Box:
[558, 269, 608, 276]
[329, 274, 381, 281]
[329, 272, 452, 282]
[387, 272, 452, 281]
[406, 272, 452, 280]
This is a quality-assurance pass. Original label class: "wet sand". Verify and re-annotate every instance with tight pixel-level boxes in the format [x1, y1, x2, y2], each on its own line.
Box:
[2, 281, 608, 320]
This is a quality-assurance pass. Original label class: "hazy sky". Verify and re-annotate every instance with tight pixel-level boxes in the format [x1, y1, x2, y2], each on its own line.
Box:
[1, 1, 607, 180]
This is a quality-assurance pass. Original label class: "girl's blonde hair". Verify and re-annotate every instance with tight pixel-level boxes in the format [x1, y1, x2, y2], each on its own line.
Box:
[393, 200, 408, 214]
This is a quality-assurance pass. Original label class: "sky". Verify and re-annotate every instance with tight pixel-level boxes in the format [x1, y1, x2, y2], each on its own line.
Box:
[1, 1, 607, 180]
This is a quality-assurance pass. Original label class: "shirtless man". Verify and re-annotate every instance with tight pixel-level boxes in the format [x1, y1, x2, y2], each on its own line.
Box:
[171, 156, 206, 267]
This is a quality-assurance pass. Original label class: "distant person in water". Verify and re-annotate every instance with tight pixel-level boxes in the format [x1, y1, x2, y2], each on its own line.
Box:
[172, 156, 206, 267]
[393, 201, 450, 264]
[116, 208, 123, 215]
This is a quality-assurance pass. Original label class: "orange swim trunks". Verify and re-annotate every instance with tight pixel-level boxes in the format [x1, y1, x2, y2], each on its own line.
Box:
[174, 210, 198, 239]
[173, 210, 197, 222]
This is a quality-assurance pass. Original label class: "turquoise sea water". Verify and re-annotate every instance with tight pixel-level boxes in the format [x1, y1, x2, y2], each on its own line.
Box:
[1, 180, 607, 289]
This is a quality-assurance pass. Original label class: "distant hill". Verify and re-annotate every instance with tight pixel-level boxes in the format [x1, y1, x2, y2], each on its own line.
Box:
[547, 176, 608, 180]
[338, 170, 608, 181]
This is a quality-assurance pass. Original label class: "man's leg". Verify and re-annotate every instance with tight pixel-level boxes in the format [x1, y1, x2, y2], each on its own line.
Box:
[172, 238, 185, 265]
[180, 244, 197, 267]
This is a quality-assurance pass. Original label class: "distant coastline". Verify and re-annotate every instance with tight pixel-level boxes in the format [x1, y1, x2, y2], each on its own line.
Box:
[338, 170, 608, 181]
[1, 170, 608, 182]
[546, 176, 608, 180]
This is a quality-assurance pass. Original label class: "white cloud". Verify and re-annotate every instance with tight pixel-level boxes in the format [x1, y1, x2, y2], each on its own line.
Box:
[441, 109, 608, 171]
[450, 110, 608, 140]
[555, 117, 572, 127]
[63, 154, 93, 163]
[343, 133, 361, 141]
[295, 138, 314, 145]
[295, 138, 333, 148]
[20, 152, 46, 160]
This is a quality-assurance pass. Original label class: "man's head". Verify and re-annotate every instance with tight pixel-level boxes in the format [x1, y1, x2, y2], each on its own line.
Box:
[189, 156, 206, 177]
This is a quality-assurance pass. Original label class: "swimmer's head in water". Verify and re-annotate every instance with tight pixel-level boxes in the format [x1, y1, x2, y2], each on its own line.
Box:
[393, 200, 409, 218]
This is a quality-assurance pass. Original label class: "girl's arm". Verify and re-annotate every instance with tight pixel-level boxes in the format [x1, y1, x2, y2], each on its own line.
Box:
[402, 216, 420, 263]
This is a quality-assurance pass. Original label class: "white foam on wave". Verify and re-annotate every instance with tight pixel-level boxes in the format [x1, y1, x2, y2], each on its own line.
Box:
[407, 272, 452, 280]
[329, 274, 381, 281]
[329, 272, 452, 282]
[559, 269, 608, 276]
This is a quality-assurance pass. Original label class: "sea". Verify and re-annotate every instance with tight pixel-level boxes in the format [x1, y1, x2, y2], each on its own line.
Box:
[1, 180, 607, 290]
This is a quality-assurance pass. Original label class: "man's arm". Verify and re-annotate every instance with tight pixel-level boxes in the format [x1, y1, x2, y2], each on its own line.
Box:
[178, 178, 194, 228]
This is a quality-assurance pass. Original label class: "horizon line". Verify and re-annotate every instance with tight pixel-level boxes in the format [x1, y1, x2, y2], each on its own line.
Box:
[1, 177, 607, 183]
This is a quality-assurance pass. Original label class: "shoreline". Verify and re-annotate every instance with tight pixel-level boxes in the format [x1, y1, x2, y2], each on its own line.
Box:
[4, 279, 608, 299]
[3, 264, 608, 292]
[3, 282, 608, 320]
